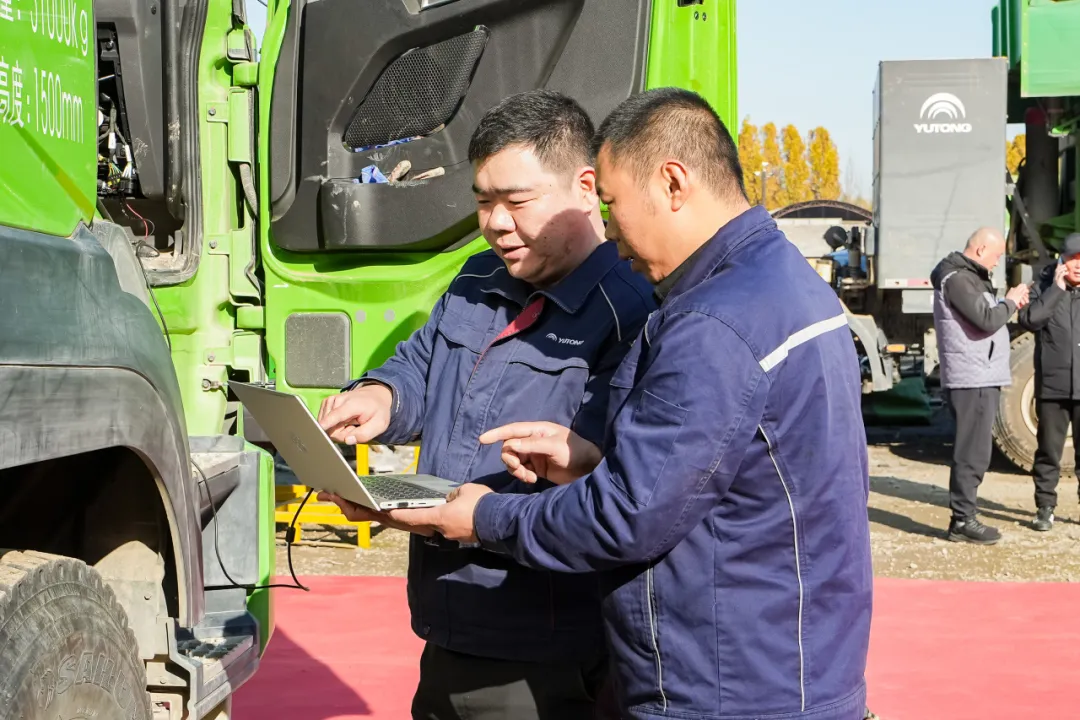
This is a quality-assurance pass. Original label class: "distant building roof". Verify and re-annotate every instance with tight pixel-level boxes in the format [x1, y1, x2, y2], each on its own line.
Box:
[771, 200, 872, 223]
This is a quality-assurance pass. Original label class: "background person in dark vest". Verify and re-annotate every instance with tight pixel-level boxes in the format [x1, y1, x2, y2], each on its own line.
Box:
[931, 227, 1030, 545]
[1018, 233, 1080, 532]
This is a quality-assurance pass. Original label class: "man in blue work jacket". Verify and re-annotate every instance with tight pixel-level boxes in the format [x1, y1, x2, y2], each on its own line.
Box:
[317, 90, 655, 719]
[390, 88, 874, 719]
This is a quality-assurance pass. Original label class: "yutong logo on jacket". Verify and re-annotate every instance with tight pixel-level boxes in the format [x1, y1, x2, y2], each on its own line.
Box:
[546, 332, 584, 346]
[914, 92, 973, 134]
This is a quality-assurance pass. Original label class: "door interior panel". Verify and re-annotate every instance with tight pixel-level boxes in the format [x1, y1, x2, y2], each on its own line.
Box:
[269, 0, 652, 253]
[96, 0, 166, 201]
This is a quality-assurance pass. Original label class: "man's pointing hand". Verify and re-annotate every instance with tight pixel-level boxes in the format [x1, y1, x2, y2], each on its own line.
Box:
[479, 421, 602, 486]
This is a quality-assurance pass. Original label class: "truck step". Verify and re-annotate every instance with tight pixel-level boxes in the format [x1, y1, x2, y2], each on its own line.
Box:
[169, 621, 260, 719]
[177, 635, 254, 682]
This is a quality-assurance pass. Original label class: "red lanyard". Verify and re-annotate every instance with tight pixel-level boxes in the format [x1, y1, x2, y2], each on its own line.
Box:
[472, 295, 546, 371]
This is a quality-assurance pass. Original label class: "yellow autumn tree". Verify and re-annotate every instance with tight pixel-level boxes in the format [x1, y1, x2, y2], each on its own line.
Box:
[780, 124, 811, 207]
[1007, 134, 1026, 179]
[808, 127, 841, 200]
[761, 122, 784, 210]
[840, 192, 872, 211]
[738, 118, 764, 206]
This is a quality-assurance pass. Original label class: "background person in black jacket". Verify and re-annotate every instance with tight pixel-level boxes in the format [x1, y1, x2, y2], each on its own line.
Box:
[1018, 232, 1080, 531]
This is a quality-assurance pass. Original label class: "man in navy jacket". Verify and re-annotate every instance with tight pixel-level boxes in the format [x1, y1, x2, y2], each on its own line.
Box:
[395, 88, 874, 719]
[318, 91, 655, 719]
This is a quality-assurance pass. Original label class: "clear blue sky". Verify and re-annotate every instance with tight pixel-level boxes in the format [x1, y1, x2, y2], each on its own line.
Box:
[244, 0, 1009, 197]
[738, 0, 1005, 197]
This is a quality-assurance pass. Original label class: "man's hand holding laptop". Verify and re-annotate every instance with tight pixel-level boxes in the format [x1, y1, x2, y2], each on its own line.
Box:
[314, 398, 600, 543]
[315, 382, 438, 536]
[346, 421, 601, 543]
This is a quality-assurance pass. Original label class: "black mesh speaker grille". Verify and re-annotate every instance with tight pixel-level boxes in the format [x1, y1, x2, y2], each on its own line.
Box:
[343, 28, 489, 151]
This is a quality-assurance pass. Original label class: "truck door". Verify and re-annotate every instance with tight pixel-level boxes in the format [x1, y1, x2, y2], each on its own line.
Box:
[258, 0, 653, 398]
[264, 0, 652, 253]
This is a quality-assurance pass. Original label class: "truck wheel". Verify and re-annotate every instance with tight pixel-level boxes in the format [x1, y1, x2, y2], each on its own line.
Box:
[993, 333, 1075, 476]
[0, 551, 152, 720]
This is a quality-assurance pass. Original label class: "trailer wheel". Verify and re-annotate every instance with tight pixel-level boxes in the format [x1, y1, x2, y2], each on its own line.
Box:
[993, 332, 1075, 475]
[0, 551, 152, 720]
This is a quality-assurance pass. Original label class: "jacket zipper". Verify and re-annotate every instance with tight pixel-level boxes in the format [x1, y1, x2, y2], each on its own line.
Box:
[447, 355, 485, 454]
[758, 426, 807, 713]
[646, 564, 667, 711]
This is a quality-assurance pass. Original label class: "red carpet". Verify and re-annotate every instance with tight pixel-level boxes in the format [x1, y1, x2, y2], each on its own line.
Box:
[234, 576, 1080, 719]
[233, 577, 424, 719]
[865, 577, 1080, 717]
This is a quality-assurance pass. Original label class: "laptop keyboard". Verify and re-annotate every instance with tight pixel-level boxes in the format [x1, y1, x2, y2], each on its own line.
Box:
[365, 475, 445, 500]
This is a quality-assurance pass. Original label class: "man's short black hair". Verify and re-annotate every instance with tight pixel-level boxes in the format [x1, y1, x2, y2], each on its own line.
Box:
[468, 90, 594, 176]
[591, 87, 747, 200]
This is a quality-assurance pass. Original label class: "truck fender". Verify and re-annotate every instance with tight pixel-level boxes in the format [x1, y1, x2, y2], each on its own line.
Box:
[840, 299, 895, 393]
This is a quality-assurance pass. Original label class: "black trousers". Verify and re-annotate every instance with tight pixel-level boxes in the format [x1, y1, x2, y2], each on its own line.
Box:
[1032, 398, 1080, 509]
[411, 643, 618, 720]
[947, 387, 1000, 520]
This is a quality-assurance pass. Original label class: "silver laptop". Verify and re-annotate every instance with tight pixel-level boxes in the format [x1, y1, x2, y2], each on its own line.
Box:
[230, 381, 459, 510]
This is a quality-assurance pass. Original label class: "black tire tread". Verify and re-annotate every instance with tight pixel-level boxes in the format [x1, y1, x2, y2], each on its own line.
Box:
[0, 550, 153, 719]
[993, 333, 1036, 472]
[992, 332, 1075, 475]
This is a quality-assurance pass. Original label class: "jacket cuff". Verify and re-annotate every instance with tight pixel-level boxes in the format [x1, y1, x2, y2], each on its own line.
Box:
[345, 370, 411, 444]
[342, 376, 392, 396]
[570, 413, 606, 450]
[475, 492, 527, 554]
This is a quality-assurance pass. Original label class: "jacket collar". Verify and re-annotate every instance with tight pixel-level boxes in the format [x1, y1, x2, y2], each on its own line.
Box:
[662, 205, 775, 305]
[477, 240, 621, 313]
[653, 236, 709, 304]
[949, 251, 992, 281]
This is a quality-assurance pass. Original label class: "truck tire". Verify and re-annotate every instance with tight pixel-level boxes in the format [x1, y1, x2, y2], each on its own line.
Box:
[0, 550, 152, 720]
[993, 332, 1075, 476]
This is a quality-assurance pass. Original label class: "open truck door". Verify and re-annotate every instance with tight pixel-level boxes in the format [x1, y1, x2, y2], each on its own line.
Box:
[256, 0, 737, 407]
[264, 0, 652, 253]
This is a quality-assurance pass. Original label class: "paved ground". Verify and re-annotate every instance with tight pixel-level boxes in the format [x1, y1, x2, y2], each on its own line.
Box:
[276, 416, 1080, 582]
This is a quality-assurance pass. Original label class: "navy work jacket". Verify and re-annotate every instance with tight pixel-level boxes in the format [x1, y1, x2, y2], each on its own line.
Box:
[355, 240, 655, 663]
[475, 207, 874, 719]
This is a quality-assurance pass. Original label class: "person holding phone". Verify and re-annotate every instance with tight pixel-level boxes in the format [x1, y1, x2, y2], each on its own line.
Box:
[930, 227, 1030, 544]
[1018, 233, 1080, 531]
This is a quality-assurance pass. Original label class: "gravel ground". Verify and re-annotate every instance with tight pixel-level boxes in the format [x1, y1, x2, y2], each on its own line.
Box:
[865, 422, 1080, 582]
[276, 416, 1080, 582]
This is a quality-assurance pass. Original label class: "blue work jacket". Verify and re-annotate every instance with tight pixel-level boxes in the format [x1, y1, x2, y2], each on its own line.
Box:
[357, 240, 655, 663]
[475, 206, 874, 719]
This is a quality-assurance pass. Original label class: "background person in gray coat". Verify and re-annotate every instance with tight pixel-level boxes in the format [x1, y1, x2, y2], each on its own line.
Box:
[931, 227, 1029, 544]
[1017, 233, 1080, 532]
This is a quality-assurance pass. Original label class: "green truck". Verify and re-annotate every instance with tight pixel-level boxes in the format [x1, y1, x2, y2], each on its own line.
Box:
[0, 0, 736, 717]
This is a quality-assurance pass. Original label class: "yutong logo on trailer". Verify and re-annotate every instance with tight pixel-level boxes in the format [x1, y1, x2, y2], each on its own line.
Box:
[914, 93, 973, 134]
